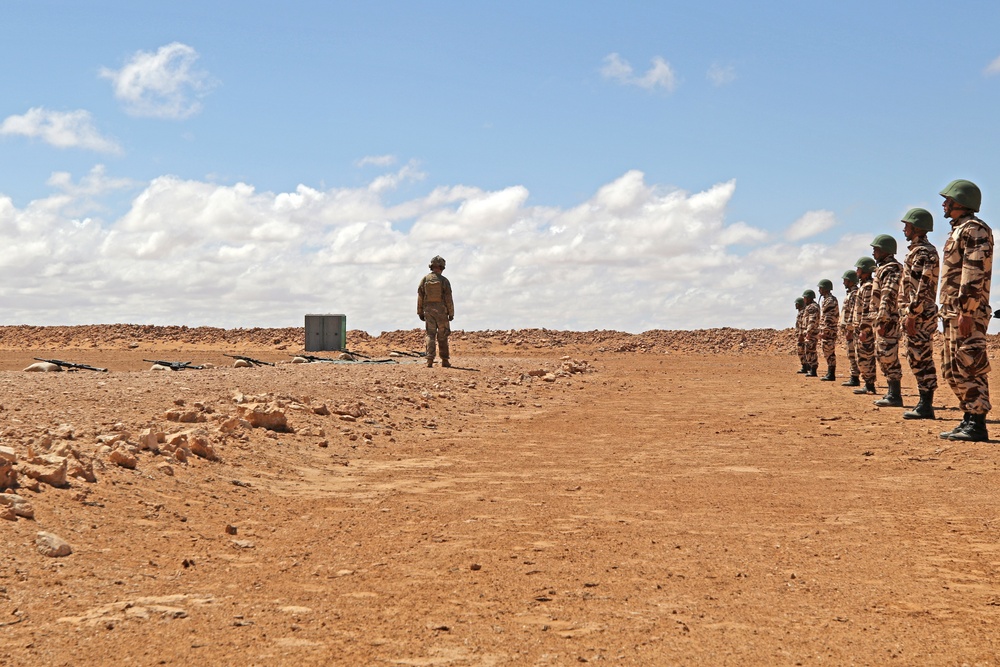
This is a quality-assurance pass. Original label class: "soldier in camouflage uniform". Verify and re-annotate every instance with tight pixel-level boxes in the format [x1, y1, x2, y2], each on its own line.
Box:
[840, 269, 861, 386]
[417, 255, 455, 368]
[897, 208, 940, 420]
[801, 289, 820, 377]
[937, 180, 993, 442]
[817, 279, 840, 381]
[794, 297, 808, 373]
[868, 234, 904, 407]
[853, 256, 878, 395]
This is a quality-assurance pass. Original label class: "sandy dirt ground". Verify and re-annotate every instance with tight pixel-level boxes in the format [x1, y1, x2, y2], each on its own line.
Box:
[1, 326, 1000, 666]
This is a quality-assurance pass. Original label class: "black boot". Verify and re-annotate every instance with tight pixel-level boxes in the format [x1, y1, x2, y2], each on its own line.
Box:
[902, 389, 935, 420]
[874, 379, 903, 407]
[841, 375, 861, 387]
[797, 364, 808, 374]
[805, 364, 818, 377]
[854, 379, 876, 395]
[940, 412, 970, 439]
[820, 365, 836, 381]
[948, 413, 989, 442]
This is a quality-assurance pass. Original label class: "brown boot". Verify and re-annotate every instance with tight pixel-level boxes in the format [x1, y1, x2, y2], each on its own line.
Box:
[441, 359, 451, 368]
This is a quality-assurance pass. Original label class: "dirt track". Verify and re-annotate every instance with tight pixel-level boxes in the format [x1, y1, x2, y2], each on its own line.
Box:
[1, 328, 999, 665]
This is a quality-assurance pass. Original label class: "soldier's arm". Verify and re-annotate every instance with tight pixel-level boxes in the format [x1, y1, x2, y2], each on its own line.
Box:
[443, 278, 455, 319]
[958, 226, 992, 316]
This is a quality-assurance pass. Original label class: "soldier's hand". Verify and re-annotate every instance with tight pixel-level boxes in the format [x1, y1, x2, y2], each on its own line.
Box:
[845, 332, 854, 342]
[877, 325, 885, 337]
[448, 315, 454, 321]
[418, 314, 425, 322]
[904, 315, 917, 337]
[958, 314, 973, 337]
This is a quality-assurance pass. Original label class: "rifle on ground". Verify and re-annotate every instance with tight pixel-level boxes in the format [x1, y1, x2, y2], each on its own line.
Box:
[342, 348, 372, 359]
[34, 357, 108, 372]
[293, 354, 338, 363]
[224, 354, 275, 367]
[143, 359, 204, 371]
[391, 349, 426, 358]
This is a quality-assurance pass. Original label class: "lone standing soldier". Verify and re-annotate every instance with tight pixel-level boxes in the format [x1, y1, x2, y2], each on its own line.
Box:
[817, 279, 840, 381]
[898, 208, 940, 420]
[417, 255, 455, 368]
[869, 234, 904, 407]
[840, 270, 861, 387]
[854, 256, 879, 395]
[801, 289, 820, 377]
[794, 297, 808, 373]
[938, 179, 993, 441]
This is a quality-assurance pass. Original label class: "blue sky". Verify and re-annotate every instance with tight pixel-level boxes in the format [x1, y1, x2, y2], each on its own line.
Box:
[2, 1, 999, 333]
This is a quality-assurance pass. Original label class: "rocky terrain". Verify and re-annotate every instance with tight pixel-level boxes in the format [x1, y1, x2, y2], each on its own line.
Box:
[1, 325, 999, 665]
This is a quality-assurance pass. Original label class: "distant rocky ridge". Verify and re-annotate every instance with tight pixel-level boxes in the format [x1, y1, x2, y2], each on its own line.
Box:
[1, 324, 987, 354]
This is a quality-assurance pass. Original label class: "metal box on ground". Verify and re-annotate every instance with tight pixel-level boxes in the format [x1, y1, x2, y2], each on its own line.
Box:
[305, 314, 346, 351]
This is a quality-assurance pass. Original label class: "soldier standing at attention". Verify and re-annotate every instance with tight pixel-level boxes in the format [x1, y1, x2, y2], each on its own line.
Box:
[898, 208, 940, 420]
[853, 256, 879, 396]
[817, 279, 840, 381]
[840, 270, 861, 387]
[937, 180, 993, 442]
[868, 234, 905, 407]
[794, 297, 808, 373]
[417, 255, 455, 368]
[801, 289, 821, 377]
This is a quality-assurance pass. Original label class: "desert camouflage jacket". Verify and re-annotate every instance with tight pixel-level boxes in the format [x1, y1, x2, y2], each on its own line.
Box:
[898, 238, 939, 317]
[818, 293, 839, 339]
[841, 285, 858, 333]
[803, 301, 820, 338]
[868, 257, 902, 326]
[795, 308, 805, 337]
[854, 277, 874, 330]
[939, 214, 993, 322]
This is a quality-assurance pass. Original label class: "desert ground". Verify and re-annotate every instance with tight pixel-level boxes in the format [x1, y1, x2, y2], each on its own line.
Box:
[1, 325, 1000, 666]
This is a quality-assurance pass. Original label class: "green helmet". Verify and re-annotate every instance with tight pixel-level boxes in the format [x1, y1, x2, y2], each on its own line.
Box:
[870, 234, 897, 254]
[939, 179, 981, 212]
[901, 207, 933, 231]
[802, 289, 816, 299]
[842, 269, 858, 283]
[795, 297, 804, 307]
[429, 255, 446, 269]
[855, 256, 877, 272]
[818, 279, 833, 290]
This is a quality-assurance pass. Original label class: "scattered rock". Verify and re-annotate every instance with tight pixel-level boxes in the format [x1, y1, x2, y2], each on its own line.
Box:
[36, 531, 73, 557]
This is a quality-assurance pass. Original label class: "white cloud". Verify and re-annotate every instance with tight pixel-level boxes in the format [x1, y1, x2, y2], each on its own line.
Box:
[0, 168, 889, 333]
[0, 107, 121, 154]
[100, 42, 214, 119]
[707, 63, 736, 87]
[356, 155, 397, 168]
[785, 210, 837, 241]
[600, 53, 677, 92]
[986, 55, 1000, 76]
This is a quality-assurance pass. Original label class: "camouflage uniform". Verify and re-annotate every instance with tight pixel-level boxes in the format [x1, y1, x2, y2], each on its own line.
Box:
[899, 238, 940, 392]
[417, 270, 455, 365]
[819, 292, 839, 369]
[855, 275, 877, 385]
[802, 300, 820, 369]
[795, 307, 807, 368]
[841, 283, 860, 378]
[869, 257, 903, 381]
[939, 213, 993, 415]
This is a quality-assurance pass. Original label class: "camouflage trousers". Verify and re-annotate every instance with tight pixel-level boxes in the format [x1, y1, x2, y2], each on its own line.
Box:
[423, 304, 451, 362]
[941, 318, 991, 414]
[821, 334, 837, 368]
[856, 326, 876, 382]
[876, 321, 902, 381]
[796, 336, 806, 367]
[843, 330, 860, 377]
[803, 336, 818, 367]
[903, 309, 938, 392]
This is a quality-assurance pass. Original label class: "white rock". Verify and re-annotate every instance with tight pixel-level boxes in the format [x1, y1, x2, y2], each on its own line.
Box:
[0, 446, 16, 463]
[23, 362, 62, 373]
[0, 493, 34, 519]
[36, 531, 72, 557]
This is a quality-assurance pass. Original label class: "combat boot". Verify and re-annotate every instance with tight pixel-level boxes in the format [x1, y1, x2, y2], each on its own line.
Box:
[841, 375, 861, 387]
[820, 365, 836, 381]
[441, 359, 451, 368]
[853, 379, 876, 395]
[805, 364, 818, 377]
[797, 364, 808, 374]
[873, 379, 903, 407]
[902, 390, 935, 420]
[426, 358, 434, 368]
[948, 413, 989, 442]
[939, 413, 970, 439]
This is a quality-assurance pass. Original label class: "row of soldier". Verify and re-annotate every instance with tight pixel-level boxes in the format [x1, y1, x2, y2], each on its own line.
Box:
[793, 179, 993, 442]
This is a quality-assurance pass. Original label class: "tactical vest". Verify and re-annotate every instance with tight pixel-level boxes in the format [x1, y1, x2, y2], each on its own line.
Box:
[423, 274, 445, 303]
